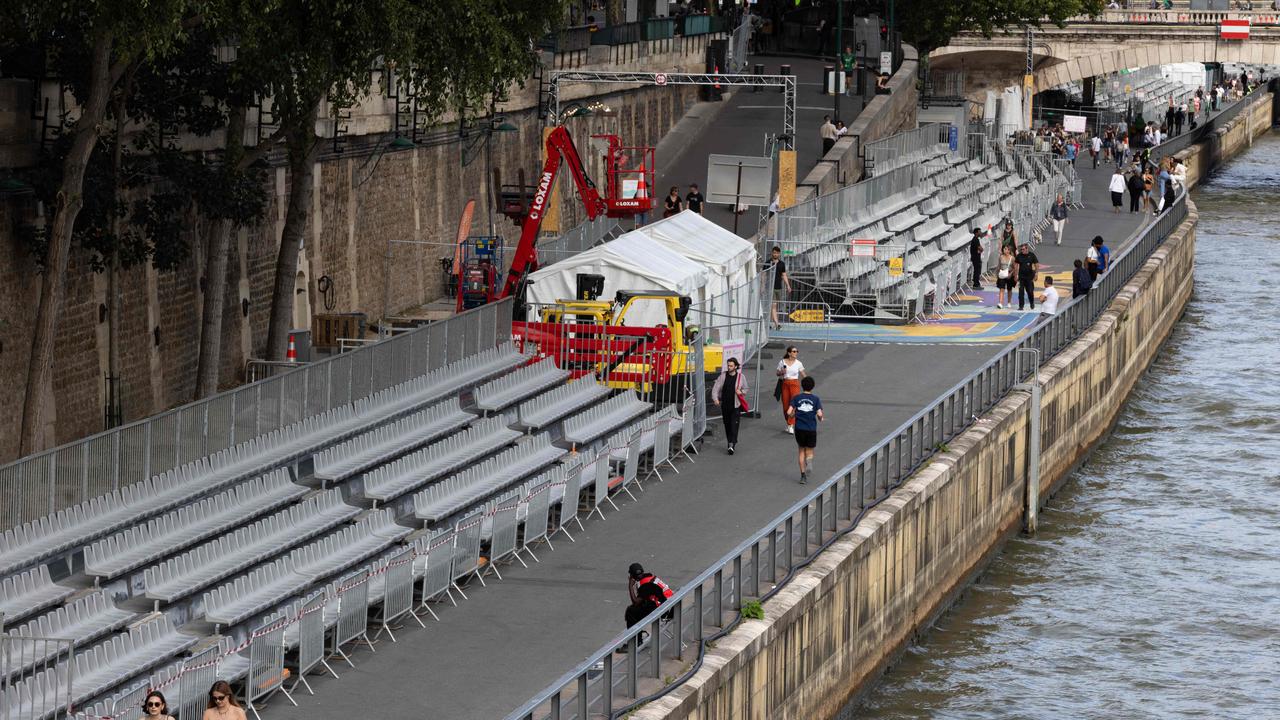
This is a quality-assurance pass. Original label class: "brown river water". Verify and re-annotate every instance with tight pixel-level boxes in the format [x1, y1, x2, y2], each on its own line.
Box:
[843, 131, 1280, 719]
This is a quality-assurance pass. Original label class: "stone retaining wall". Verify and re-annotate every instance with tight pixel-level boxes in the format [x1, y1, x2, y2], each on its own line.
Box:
[637, 93, 1273, 720]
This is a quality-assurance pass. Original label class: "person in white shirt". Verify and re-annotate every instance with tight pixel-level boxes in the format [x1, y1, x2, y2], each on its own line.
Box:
[776, 346, 806, 434]
[1171, 159, 1188, 189]
[1108, 169, 1126, 212]
[1037, 276, 1060, 316]
[1090, 134, 1102, 168]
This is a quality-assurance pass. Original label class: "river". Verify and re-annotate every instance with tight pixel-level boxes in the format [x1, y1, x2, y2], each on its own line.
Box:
[845, 131, 1280, 719]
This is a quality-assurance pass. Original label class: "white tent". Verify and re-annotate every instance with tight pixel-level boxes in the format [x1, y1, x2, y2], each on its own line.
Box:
[525, 231, 709, 326]
[631, 210, 758, 300]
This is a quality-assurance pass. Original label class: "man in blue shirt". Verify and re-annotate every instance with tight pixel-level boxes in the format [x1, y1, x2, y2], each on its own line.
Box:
[786, 376, 824, 484]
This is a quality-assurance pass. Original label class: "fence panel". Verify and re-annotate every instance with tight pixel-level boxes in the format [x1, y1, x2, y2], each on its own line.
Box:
[49, 445, 85, 518]
[148, 411, 180, 482]
[232, 384, 260, 443]
[279, 368, 306, 428]
[177, 645, 219, 720]
[177, 404, 207, 465]
[348, 348, 373, 403]
[256, 377, 283, 433]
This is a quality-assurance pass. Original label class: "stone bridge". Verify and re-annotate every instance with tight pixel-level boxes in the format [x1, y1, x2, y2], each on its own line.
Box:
[932, 9, 1280, 98]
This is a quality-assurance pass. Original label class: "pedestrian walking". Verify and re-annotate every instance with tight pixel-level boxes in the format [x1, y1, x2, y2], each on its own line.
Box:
[1156, 159, 1171, 213]
[1014, 243, 1040, 311]
[1141, 167, 1155, 212]
[1037, 276, 1061, 317]
[1072, 259, 1093, 298]
[711, 358, 748, 454]
[968, 227, 986, 290]
[766, 246, 789, 330]
[840, 45, 857, 95]
[1090, 132, 1102, 168]
[776, 346, 805, 434]
[663, 186, 682, 218]
[786, 376, 823, 484]
[999, 218, 1018, 254]
[685, 183, 704, 215]
[820, 115, 838, 156]
[1126, 167, 1144, 213]
[996, 243, 1016, 309]
[1109, 168, 1126, 212]
[1049, 194, 1069, 245]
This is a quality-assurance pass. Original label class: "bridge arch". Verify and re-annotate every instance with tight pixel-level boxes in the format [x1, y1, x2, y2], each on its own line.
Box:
[1032, 41, 1280, 90]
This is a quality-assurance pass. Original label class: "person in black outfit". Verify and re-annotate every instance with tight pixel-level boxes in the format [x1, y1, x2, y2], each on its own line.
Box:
[1014, 243, 1039, 311]
[1072, 259, 1093, 299]
[711, 358, 748, 454]
[1126, 168, 1145, 213]
[685, 183, 705, 215]
[620, 563, 672, 651]
[968, 227, 987, 289]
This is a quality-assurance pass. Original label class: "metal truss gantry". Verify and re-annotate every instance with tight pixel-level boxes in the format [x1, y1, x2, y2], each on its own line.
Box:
[548, 70, 797, 150]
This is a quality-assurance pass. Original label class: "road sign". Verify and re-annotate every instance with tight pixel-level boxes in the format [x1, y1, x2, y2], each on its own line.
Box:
[850, 238, 876, 257]
[789, 308, 825, 323]
[948, 125, 959, 152]
[879, 51, 892, 75]
[655, 73, 668, 86]
[1124, 84, 1132, 93]
[888, 257, 903, 277]
[706, 154, 773, 207]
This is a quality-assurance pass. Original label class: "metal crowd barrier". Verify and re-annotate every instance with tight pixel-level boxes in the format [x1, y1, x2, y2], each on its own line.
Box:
[0, 299, 514, 532]
[506, 187, 1192, 720]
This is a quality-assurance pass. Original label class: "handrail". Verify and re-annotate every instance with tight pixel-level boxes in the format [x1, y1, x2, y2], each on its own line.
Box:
[507, 160, 1198, 720]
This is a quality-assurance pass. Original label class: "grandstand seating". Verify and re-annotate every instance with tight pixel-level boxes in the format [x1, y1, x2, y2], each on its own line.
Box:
[0, 322, 704, 719]
[780, 135, 1069, 321]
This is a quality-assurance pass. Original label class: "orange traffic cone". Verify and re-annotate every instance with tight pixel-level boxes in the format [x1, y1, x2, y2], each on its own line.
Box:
[635, 165, 648, 200]
[713, 64, 722, 91]
[286, 334, 297, 363]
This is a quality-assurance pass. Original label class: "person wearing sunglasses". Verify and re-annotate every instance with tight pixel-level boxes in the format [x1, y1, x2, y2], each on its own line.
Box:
[142, 690, 175, 720]
[204, 681, 246, 720]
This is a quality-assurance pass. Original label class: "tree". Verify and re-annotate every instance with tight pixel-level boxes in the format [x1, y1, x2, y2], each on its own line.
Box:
[3, 1, 203, 455]
[897, 0, 1104, 55]
[251, 0, 567, 361]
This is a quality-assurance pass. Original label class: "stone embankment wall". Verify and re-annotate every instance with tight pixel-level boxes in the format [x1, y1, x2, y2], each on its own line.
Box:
[0, 45, 708, 459]
[636, 95, 1272, 720]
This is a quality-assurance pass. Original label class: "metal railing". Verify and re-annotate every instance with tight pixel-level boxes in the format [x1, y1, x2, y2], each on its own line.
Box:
[863, 123, 950, 176]
[538, 216, 623, 264]
[506, 156, 1193, 720]
[1070, 8, 1280, 23]
[0, 299, 514, 532]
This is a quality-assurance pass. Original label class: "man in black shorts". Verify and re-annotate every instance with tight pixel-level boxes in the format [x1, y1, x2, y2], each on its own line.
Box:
[786, 376, 824, 484]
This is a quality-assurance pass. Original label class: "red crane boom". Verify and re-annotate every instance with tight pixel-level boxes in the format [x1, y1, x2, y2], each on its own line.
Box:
[499, 126, 609, 301]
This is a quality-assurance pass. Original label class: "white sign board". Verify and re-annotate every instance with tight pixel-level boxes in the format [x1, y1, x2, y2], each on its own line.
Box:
[1063, 115, 1087, 133]
[849, 238, 876, 257]
[706, 154, 774, 206]
[879, 51, 892, 75]
[621, 178, 640, 199]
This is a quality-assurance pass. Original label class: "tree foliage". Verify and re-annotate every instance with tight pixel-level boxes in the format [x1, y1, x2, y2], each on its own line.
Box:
[897, 0, 1105, 54]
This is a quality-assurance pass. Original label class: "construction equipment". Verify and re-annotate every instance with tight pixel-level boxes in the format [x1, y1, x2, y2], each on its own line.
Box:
[456, 125, 654, 313]
[512, 287, 723, 401]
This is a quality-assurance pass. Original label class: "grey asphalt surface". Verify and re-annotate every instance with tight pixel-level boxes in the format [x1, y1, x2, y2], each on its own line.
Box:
[653, 57, 864, 238]
[286, 77, 1168, 720]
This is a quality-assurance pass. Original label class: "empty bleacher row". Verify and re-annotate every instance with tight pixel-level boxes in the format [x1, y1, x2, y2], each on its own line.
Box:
[2, 337, 705, 720]
[779, 136, 1068, 321]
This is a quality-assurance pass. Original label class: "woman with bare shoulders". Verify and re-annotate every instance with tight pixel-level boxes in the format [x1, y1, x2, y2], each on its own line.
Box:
[202, 681, 247, 720]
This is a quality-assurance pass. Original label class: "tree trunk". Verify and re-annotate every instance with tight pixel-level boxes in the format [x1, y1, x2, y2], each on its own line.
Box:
[19, 33, 115, 456]
[606, 0, 625, 25]
[264, 104, 319, 361]
[193, 106, 248, 399]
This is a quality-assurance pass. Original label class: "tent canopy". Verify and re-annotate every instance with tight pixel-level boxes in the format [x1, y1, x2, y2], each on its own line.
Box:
[525, 232, 709, 318]
[633, 210, 758, 282]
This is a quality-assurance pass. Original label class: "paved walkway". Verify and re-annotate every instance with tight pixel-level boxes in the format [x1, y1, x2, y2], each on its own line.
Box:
[287, 91, 1174, 720]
